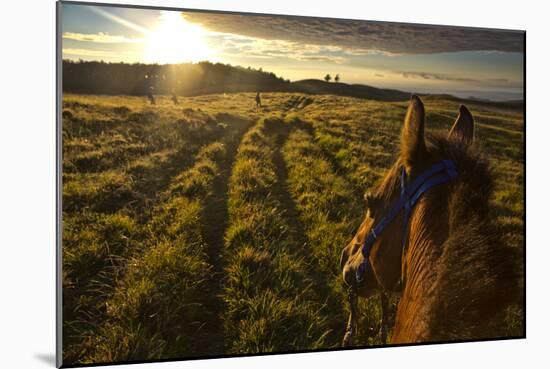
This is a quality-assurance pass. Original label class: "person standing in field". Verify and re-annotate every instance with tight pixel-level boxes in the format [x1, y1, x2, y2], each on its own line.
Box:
[147, 86, 156, 105]
[171, 87, 179, 105]
[255, 92, 262, 107]
[145, 74, 156, 105]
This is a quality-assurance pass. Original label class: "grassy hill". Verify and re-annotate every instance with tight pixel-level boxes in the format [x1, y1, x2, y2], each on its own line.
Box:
[61, 92, 524, 365]
[291, 79, 410, 101]
[422, 94, 524, 112]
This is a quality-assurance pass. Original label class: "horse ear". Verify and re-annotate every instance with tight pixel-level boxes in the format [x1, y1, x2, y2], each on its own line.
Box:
[448, 105, 474, 145]
[400, 95, 427, 170]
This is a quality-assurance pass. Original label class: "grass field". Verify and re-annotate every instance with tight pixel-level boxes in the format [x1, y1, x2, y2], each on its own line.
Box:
[62, 92, 524, 365]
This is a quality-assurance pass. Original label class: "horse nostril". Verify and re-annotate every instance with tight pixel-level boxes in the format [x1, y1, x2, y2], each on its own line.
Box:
[342, 263, 355, 286]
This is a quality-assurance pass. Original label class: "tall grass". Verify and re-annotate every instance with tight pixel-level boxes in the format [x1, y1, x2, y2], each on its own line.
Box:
[223, 117, 329, 353]
[79, 142, 229, 363]
[282, 118, 393, 345]
[62, 99, 247, 364]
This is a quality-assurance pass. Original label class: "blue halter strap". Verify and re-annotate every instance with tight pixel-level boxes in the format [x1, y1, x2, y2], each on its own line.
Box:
[355, 159, 458, 283]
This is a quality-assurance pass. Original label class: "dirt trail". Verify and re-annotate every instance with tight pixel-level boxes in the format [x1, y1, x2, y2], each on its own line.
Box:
[198, 116, 254, 355]
[271, 128, 309, 250]
[268, 117, 344, 346]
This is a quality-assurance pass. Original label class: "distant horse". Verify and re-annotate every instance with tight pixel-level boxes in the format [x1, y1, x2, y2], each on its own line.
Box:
[340, 96, 518, 344]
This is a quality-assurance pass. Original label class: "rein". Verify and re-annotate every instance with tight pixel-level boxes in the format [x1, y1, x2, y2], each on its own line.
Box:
[342, 159, 458, 346]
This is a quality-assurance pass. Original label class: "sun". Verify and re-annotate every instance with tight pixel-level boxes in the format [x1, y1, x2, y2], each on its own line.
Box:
[143, 11, 212, 64]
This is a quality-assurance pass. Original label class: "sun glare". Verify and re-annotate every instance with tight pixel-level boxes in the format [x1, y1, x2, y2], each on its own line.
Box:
[143, 11, 212, 64]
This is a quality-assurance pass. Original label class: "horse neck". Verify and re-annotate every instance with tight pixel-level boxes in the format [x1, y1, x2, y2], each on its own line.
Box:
[392, 195, 450, 343]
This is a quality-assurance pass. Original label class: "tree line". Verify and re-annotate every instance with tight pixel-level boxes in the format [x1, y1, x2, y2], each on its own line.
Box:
[62, 60, 292, 96]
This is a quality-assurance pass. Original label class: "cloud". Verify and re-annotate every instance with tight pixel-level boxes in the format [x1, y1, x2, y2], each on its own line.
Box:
[396, 71, 519, 87]
[400, 71, 477, 82]
[487, 78, 510, 83]
[63, 32, 144, 44]
[62, 47, 140, 60]
[218, 36, 348, 64]
[184, 12, 523, 55]
[89, 6, 149, 34]
[295, 55, 346, 64]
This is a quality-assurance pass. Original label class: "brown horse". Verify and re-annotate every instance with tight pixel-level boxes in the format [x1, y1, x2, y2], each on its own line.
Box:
[340, 95, 518, 344]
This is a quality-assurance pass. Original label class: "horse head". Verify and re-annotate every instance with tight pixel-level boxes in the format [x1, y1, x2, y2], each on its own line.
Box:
[340, 95, 514, 344]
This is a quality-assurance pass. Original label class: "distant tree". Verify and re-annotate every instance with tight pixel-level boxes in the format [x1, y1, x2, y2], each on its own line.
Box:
[324, 74, 331, 82]
[334, 74, 340, 82]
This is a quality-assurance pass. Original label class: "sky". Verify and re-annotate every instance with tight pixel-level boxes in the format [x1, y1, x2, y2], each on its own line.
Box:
[61, 3, 524, 101]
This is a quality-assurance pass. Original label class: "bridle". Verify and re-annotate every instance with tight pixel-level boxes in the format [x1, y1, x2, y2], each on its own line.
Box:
[342, 159, 458, 347]
[355, 159, 458, 284]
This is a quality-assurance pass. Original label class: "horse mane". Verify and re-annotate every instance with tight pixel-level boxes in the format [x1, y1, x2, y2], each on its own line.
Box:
[424, 134, 520, 340]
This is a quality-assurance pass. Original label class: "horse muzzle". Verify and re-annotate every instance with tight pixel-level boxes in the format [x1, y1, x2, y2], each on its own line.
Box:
[340, 245, 378, 298]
